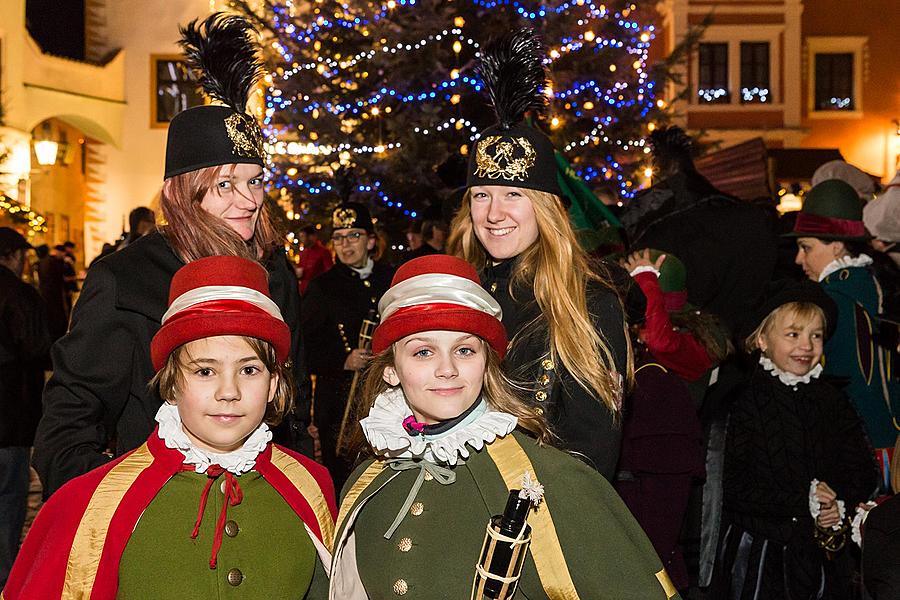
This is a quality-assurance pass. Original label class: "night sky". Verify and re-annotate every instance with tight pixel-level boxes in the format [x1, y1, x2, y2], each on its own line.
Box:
[26, 0, 86, 61]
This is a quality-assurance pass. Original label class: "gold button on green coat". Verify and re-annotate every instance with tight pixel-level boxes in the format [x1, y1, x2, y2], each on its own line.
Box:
[410, 502, 424, 516]
[227, 568, 243, 586]
[397, 537, 413, 552]
[392, 578, 409, 595]
[224, 520, 239, 537]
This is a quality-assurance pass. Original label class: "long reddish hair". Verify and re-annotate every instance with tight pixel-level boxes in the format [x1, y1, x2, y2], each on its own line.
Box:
[159, 165, 281, 263]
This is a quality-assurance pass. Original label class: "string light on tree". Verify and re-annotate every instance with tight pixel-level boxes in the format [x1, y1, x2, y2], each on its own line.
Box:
[230, 0, 682, 228]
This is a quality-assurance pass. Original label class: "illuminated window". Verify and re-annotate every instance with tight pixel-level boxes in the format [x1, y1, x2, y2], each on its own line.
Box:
[740, 42, 770, 104]
[814, 53, 854, 111]
[151, 55, 205, 127]
[698, 43, 730, 104]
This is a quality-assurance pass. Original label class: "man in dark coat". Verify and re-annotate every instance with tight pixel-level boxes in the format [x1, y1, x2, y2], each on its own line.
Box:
[32, 231, 310, 497]
[0, 228, 51, 588]
[620, 127, 778, 333]
[36, 245, 70, 342]
[302, 203, 393, 486]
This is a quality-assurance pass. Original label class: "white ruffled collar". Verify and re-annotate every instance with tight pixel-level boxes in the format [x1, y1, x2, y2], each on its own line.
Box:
[818, 253, 873, 282]
[360, 386, 517, 466]
[759, 354, 823, 387]
[155, 402, 272, 475]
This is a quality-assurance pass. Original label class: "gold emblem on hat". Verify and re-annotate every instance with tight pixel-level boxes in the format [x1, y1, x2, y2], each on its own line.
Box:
[224, 113, 265, 159]
[474, 135, 537, 181]
[333, 207, 358, 229]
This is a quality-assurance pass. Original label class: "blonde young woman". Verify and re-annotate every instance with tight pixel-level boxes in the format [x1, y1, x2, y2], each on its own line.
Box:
[32, 14, 309, 497]
[447, 29, 630, 478]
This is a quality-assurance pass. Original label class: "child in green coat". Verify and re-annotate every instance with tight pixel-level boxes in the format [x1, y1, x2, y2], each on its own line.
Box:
[329, 255, 679, 600]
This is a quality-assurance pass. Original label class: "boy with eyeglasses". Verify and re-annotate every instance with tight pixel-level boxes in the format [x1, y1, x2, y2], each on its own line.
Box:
[301, 203, 394, 487]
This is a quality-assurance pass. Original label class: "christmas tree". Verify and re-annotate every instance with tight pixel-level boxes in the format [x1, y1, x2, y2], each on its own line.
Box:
[229, 0, 684, 239]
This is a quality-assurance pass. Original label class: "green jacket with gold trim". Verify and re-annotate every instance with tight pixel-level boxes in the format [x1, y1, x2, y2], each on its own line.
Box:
[821, 265, 899, 449]
[329, 430, 679, 600]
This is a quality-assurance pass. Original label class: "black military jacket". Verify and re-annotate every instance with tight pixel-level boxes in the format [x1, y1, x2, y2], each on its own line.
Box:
[33, 231, 308, 496]
[301, 261, 394, 380]
[481, 258, 628, 480]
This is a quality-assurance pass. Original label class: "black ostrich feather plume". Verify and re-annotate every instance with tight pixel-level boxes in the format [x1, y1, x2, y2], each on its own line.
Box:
[178, 13, 264, 112]
[477, 28, 549, 130]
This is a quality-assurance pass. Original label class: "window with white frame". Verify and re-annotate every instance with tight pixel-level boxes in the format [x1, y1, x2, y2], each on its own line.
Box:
[806, 36, 866, 117]
[692, 25, 783, 109]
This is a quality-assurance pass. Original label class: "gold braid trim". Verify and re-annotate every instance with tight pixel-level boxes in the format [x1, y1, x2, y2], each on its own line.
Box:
[270, 446, 336, 551]
[335, 461, 386, 539]
[486, 435, 580, 600]
[63, 443, 155, 599]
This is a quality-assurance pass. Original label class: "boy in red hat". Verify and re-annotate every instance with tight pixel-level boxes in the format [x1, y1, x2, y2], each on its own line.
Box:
[329, 255, 679, 600]
[3, 256, 335, 600]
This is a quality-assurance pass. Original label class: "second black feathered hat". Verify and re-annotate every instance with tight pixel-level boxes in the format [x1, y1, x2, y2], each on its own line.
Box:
[164, 13, 266, 180]
[467, 29, 561, 197]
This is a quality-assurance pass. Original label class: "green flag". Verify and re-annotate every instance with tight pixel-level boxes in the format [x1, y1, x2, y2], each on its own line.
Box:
[555, 151, 622, 230]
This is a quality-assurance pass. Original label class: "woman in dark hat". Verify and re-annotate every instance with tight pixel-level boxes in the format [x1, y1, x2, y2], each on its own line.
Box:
[710, 279, 878, 600]
[788, 179, 899, 491]
[447, 29, 630, 479]
[33, 14, 309, 497]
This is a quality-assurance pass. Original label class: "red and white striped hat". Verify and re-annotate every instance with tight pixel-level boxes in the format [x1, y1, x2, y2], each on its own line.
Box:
[150, 256, 290, 370]
[372, 255, 507, 358]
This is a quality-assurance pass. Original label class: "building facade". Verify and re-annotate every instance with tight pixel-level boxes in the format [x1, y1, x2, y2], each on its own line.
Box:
[658, 0, 900, 184]
[0, 0, 218, 264]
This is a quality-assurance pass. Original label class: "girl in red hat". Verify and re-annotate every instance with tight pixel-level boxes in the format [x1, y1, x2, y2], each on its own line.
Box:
[4, 256, 335, 600]
[329, 255, 678, 600]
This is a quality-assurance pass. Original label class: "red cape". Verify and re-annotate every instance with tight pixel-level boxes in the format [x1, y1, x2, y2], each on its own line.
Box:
[2, 430, 335, 600]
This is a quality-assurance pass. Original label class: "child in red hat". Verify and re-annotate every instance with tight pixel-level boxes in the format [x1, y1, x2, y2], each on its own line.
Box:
[329, 255, 680, 600]
[3, 256, 335, 600]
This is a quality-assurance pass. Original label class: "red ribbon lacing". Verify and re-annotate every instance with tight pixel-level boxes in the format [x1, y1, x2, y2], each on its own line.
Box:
[186, 464, 244, 569]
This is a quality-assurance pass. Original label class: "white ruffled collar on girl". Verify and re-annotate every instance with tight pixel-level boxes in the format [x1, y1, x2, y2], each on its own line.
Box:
[360, 386, 517, 466]
[760, 354, 823, 387]
[155, 402, 272, 475]
[818, 253, 873, 282]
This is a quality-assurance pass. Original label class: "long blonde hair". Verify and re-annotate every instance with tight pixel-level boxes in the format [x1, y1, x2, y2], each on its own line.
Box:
[159, 165, 281, 263]
[447, 188, 631, 413]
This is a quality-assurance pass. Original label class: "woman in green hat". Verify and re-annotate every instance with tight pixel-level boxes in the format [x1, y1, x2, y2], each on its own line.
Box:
[789, 178, 899, 491]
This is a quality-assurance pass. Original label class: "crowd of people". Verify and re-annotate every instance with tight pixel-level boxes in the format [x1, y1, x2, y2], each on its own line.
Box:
[1, 14, 899, 600]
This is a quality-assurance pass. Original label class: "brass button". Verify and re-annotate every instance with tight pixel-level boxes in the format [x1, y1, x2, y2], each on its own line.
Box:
[410, 501, 424, 516]
[535, 390, 547, 402]
[338, 323, 345, 329]
[534, 407, 544, 416]
[371, 297, 377, 303]
[539, 374, 550, 386]
[541, 359, 554, 370]
[393, 579, 409, 595]
[227, 568, 243, 586]
[489, 282, 497, 293]
[363, 280, 372, 287]
[423, 471, 434, 481]
[224, 520, 239, 537]
[283, 359, 293, 369]
[397, 537, 413, 552]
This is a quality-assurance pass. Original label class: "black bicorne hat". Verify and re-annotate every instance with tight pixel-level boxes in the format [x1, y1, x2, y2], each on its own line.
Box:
[467, 29, 561, 197]
[164, 13, 266, 180]
[332, 202, 375, 233]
